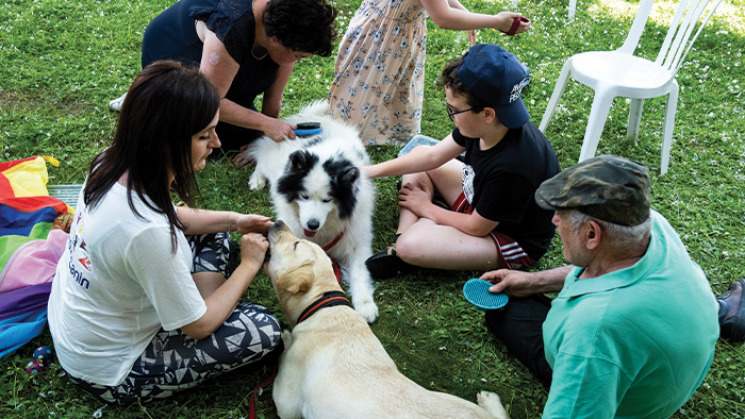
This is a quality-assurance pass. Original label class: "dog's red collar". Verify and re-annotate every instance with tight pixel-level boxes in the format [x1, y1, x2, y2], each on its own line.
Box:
[322, 230, 345, 252]
[296, 291, 351, 325]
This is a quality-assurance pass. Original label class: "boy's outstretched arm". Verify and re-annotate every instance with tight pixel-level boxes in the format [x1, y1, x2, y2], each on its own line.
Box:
[364, 134, 464, 179]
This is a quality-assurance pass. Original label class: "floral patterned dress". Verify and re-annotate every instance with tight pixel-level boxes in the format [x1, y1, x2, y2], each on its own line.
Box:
[328, 0, 428, 146]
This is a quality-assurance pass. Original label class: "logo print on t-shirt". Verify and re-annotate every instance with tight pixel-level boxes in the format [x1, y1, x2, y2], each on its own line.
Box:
[462, 164, 475, 204]
[78, 257, 92, 271]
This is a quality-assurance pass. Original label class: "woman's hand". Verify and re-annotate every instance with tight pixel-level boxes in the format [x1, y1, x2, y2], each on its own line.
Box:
[262, 117, 297, 142]
[239, 233, 270, 268]
[235, 214, 273, 235]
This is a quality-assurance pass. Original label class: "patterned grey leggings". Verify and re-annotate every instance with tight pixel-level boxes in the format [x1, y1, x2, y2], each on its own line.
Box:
[66, 233, 283, 404]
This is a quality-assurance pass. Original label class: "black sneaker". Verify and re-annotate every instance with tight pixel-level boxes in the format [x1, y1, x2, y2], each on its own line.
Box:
[365, 235, 414, 280]
[718, 278, 745, 342]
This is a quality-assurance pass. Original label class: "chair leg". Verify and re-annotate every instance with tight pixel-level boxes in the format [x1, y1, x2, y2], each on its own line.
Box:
[539, 60, 573, 132]
[627, 98, 645, 142]
[579, 87, 615, 162]
[661, 82, 679, 175]
[568, 0, 577, 21]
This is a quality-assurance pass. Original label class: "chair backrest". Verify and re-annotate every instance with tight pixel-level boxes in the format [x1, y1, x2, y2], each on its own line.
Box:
[618, 0, 724, 74]
[618, 0, 656, 54]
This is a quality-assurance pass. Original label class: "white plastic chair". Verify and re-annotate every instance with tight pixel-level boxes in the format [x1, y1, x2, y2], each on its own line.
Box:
[539, 0, 723, 174]
[569, 0, 577, 20]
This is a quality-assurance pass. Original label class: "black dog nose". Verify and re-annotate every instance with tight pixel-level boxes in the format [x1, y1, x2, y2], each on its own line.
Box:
[307, 219, 320, 231]
[270, 220, 285, 233]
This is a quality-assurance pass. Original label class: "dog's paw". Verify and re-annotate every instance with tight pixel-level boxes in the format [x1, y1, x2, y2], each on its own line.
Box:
[354, 300, 379, 323]
[248, 171, 267, 190]
[477, 391, 509, 419]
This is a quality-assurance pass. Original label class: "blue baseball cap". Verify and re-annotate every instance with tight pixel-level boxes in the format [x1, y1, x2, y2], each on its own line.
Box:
[458, 44, 530, 129]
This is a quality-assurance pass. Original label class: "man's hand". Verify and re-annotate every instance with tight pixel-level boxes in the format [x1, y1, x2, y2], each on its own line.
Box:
[482, 265, 572, 297]
[481, 269, 537, 298]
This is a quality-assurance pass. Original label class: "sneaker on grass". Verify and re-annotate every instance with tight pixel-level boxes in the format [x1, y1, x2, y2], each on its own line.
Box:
[109, 92, 126, 112]
[365, 234, 414, 280]
[718, 278, 745, 342]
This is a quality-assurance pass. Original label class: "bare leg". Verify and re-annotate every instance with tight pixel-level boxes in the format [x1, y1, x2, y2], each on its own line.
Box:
[396, 159, 464, 235]
[397, 218, 500, 271]
[396, 172, 428, 234]
[366, 159, 473, 279]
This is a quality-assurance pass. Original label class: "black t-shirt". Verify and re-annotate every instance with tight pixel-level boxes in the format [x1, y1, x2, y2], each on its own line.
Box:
[143, 0, 278, 108]
[452, 122, 560, 260]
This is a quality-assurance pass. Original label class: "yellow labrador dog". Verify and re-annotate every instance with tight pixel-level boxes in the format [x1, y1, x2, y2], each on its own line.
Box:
[265, 221, 510, 419]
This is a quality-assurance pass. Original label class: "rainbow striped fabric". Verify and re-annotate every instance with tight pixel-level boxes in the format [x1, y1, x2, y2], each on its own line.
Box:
[0, 157, 70, 359]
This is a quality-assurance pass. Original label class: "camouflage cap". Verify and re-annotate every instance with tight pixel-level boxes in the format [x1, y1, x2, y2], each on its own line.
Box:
[534, 155, 651, 226]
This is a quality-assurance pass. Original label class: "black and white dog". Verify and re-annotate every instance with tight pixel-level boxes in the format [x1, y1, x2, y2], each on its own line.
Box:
[247, 101, 378, 323]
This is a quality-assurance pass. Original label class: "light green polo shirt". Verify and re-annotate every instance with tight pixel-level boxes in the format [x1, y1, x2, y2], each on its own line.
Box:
[542, 210, 718, 419]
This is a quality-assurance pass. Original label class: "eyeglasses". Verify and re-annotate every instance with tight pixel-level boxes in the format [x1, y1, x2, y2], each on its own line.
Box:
[446, 103, 474, 121]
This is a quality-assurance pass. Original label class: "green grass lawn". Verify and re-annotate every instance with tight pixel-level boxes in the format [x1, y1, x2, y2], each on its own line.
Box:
[2, 0, 745, 417]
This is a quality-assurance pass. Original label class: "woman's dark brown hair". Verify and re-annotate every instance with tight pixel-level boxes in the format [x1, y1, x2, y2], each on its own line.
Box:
[84, 60, 220, 246]
[264, 0, 337, 57]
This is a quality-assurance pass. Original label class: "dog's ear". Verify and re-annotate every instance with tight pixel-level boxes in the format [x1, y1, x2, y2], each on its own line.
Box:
[288, 150, 317, 172]
[276, 270, 313, 295]
[339, 166, 359, 186]
[323, 160, 360, 219]
[323, 158, 359, 187]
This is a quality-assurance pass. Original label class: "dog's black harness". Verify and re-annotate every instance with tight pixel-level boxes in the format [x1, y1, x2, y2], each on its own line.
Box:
[296, 291, 351, 325]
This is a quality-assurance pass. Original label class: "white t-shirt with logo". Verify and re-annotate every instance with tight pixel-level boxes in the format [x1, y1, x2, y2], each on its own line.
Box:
[48, 182, 206, 386]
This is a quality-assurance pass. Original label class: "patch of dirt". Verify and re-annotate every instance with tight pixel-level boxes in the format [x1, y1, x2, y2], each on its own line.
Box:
[0, 90, 91, 115]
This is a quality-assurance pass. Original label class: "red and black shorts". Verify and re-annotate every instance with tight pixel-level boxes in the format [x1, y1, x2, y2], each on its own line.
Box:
[452, 192, 535, 270]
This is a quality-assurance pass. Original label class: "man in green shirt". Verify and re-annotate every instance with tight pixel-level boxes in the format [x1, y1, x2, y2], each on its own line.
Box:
[483, 155, 719, 418]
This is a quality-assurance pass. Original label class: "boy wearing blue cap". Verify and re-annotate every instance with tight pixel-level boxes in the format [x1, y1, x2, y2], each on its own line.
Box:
[364, 44, 560, 279]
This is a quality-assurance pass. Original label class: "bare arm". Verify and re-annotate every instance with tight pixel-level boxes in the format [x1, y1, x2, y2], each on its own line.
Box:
[198, 25, 295, 142]
[262, 63, 293, 118]
[176, 206, 273, 236]
[181, 233, 268, 339]
[256, 63, 298, 141]
[444, 0, 476, 44]
[421, 0, 530, 34]
[364, 134, 464, 178]
[481, 265, 572, 297]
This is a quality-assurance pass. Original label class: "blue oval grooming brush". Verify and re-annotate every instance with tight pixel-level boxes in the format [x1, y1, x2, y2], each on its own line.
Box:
[463, 278, 509, 310]
[293, 121, 322, 136]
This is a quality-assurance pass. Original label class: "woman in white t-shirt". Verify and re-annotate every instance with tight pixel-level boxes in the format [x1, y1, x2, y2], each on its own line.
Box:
[48, 60, 282, 404]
